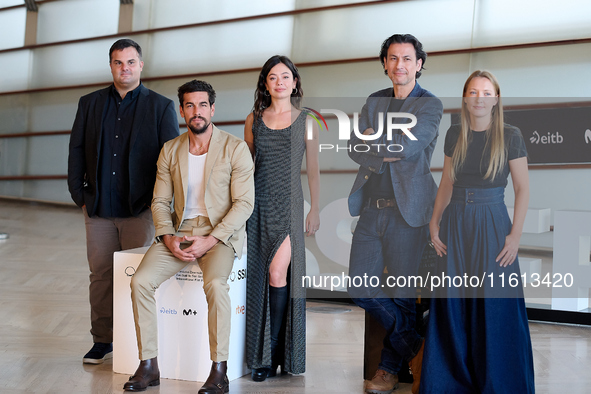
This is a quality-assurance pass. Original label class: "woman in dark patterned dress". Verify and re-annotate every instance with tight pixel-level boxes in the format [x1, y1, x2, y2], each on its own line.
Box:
[420, 70, 535, 393]
[243, 55, 320, 382]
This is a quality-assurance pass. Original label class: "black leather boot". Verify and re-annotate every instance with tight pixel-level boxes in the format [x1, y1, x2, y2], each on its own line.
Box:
[269, 284, 288, 377]
[198, 361, 229, 394]
[123, 357, 160, 391]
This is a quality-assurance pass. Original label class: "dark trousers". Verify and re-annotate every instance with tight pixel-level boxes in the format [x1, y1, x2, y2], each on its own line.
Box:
[348, 202, 427, 375]
[83, 207, 154, 343]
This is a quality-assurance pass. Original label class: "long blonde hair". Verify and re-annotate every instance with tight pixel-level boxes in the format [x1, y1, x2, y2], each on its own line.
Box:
[450, 70, 506, 182]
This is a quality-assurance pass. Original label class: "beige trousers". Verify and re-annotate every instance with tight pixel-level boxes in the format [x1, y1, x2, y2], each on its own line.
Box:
[130, 216, 234, 361]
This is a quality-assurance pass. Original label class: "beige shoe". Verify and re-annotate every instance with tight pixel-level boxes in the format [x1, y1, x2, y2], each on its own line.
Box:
[364, 369, 399, 394]
[409, 339, 425, 394]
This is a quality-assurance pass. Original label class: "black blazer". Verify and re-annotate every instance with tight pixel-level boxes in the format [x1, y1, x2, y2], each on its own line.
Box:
[67, 84, 179, 217]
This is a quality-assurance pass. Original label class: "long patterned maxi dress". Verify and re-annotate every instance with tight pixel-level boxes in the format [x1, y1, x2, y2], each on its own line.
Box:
[245, 110, 307, 374]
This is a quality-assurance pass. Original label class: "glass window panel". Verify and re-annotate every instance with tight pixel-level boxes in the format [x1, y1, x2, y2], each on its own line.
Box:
[37, 0, 119, 44]
[0, 180, 24, 199]
[469, 43, 591, 97]
[417, 54, 471, 98]
[299, 62, 386, 98]
[0, 0, 23, 7]
[0, 138, 26, 176]
[137, 0, 295, 30]
[0, 135, 70, 204]
[220, 125, 244, 139]
[145, 71, 258, 122]
[131, 0, 152, 31]
[0, 136, 69, 201]
[146, 17, 293, 77]
[28, 90, 87, 132]
[29, 39, 115, 89]
[298, 54, 470, 100]
[23, 180, 71, 203]
[473, 0, 591, 47]
[199, 72, 258, 121]
[0, 51, 31, 93]
[0, 8, 25, 50]
[0, 94, 28, 133]
[296, 0, 376, 8]
[292, 0, 475, 62]
[26, 134, 69, 175]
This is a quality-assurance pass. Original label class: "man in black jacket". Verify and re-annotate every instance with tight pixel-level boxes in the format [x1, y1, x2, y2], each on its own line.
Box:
[68, 38, 179, 364]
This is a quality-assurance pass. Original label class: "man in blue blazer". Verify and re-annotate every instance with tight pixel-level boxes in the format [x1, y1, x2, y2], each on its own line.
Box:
[347, 34, 443, 394]
[67, 39, 179, 364]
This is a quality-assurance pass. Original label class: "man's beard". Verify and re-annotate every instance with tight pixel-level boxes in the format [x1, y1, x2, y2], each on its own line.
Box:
[188, 117, 210, 135]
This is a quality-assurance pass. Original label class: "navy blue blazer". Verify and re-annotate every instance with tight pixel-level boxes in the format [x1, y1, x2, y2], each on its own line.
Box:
[347, 82, 443, 227]
[67, 83, 179, 217]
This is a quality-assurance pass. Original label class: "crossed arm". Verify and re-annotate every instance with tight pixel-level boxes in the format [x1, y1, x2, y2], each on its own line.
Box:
[348, 97, 443, 172]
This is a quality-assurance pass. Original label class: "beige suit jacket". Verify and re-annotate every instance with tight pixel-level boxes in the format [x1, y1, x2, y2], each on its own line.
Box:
[151, 125, 254, 258]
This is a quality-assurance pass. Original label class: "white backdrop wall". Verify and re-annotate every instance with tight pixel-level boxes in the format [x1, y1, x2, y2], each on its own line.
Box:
[0, 0, 590, 244]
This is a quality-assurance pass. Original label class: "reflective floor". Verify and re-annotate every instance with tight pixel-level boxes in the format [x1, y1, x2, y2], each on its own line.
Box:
[0, 198, 590, 393]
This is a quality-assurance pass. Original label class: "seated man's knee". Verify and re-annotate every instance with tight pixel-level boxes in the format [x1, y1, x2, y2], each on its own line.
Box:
[350, 296, 374, 310]
[130, 269, 152, 295]
[348, 281, 383, 303]
[203, 277, 229, 298]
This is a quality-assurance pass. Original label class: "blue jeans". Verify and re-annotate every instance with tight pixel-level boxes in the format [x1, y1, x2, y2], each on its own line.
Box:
[348, 202, 427, 375]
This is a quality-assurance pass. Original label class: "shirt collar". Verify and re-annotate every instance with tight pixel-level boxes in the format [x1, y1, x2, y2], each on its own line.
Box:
[390, 81, 422, 100]
[110, 82, 143, 101]
[407, 81, 422, 98]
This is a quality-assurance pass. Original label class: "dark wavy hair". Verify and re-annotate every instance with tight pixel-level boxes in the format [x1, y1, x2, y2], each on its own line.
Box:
[109, 38, 142, 62]
[177, 79, 216, 107]
[379, 34, 427, 79]
[253, 55, 303, 119]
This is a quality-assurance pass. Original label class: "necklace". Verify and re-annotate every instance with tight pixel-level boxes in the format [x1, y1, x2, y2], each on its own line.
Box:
[190, 142, 209, 156]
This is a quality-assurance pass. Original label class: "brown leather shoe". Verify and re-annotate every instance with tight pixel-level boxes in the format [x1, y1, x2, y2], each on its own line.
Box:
[364, 369, 399, 394]
[123, 357, 160, 392]
[198, 361, 229, 394]
[409, 339, 425, 394]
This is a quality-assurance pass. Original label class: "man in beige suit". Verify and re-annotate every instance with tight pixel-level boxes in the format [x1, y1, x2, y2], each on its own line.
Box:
[124, 80, 254, 393]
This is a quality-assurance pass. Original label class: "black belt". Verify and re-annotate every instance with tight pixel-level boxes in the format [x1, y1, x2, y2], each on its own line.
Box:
[369, 197, 397, 209]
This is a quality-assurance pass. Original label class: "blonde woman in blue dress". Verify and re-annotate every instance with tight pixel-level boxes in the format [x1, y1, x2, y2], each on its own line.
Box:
[421, 70, 535, 393]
